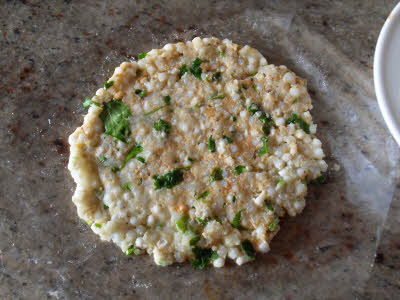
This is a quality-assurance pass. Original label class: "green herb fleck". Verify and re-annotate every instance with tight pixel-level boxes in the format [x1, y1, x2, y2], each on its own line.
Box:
[136, 156, 146, 164]
[211, 251, 219, 260]
[248, 103, 261, 115]
[250, 71, 258, 76]
[103, 204, 109, 210]
[264, 200, 274, 212]
[286, 113, 310, 133]
[154, 119, 171, 134]
[293, 99, 298, 104]
[104, 80, 114, 90]
[111, 166, 120, 173]
[138, 52, 147, 60]
[163, 95, 171, 105]
[219, 51, 225, 57]
[85, 220, 93, 226]
[232, 116, 237, 122]
[231, 210, 246, 230]
[223, 135, 233, 144]
[99, 99, 131, 142]
[196, 191, 210, 200]
[179, 64, 188, 78]
[136, 69, 142, 76]
[210, 94, 225, 100]
[259, 137, 268, 155]
[121, 183, 131, 191]
[189, 58, 203, 79]
[196, 217, 211, 226]
[268, 218, 279, 231]
[144, 95, 171, 116]
[94, 223, 102, 228]
[192, 247, 214, 270]
[241, 240, 255, 259]
[188, 157, 195, 163]
[253, 84, 257, 91]
[234, 165, 247, 175]
[153, 168, 184, 190]
[259, 113, 274, 135]
[135, 89, 147, 99]
[83, 97, 100, 109]
[278, 178, 284, 185]
[125, 245, 139, 256]
[212, 71, 222, 82]
[176, 215, 189, 233]
[214, 216, 222, 224]
[232, 195, 237, 203]
[209, 168, 223, 183]
[189, 234, 201, 247]
[241, 83, 248, 90]
[124, 145, 143, 167]
[99, 156, 107, 163]
[310, 175, 326, 184]
[208, 136, 216, 152]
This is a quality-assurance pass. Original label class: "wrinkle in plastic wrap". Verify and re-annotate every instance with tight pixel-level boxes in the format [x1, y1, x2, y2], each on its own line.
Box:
[1, 1, 400, 299]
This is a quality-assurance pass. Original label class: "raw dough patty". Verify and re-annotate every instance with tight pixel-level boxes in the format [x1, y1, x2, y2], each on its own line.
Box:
[68, 37, 327, 268]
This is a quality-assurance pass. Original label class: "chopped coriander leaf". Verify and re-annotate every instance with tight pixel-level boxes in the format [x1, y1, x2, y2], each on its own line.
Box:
[208, 136, 216, 152]
[223, 135, 233, 144]
[214, 216, 222, 224]
[121, 183, 131, 191]
[259, 136, 268, 155]
[196, 217, 211, 226]
[210, 94, 225, 100]
[211, 251, 219, 260]
[136, 156, 146, 164]
[179, 64, 188, 78]
[253, 84, 257, 91]
[241, 83, 248, 90]
[231, 209, 246, 230]
[250, 71, 258, 76]
[232, 196, 237, 203]
[154, 119, 171, 134]
[189, 58, 203, 79]
[248, 103, 261, 115]
[125, 245, 138, 256]
[111, 166, 120, 173]
[138, 52, 147, 60]
[212, 71, 222, 81]
[182, 165, 191, 171]
[104, 80, 114, 89]
[156, 223, 163, 228]
[188, 157, 195, 163]
[278, 178, 284, 185]
[264, 200, 274, 212]
[85, 220, 93, 226]
[192, 247, 214, 269]
[138, 89, 147, 98]
[136, 69, 142, 76]
[103, 204, 109, 210]
[196, 190, 210, 200]
[99, 156, 107, 163]
[232, 116, 237, 122]
[163, 95, 171, 105]
[311, 174, 327, 184]
[259, 113, 274, 135]
[190, 235, 201, 246]
[286, 113, 310, 133]
[293, 99, 298, 104]
[241, 240, 255, 259]
[234, 165, 247, 175]
[153, 168, 184, 189]
[219, 51, 225, 57]
[209, 168, 223, 183]
[176, 215, 189, 233]
[94, 223, 102, 228]
[99, 99, 131, 142]
[83, 97, 100, 109]
[268, 218, 279, 231]
[125, 144, 143, 165]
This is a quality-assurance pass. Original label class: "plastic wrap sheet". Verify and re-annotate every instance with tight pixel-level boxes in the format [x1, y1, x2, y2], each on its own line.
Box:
[1, 1, 399, 299]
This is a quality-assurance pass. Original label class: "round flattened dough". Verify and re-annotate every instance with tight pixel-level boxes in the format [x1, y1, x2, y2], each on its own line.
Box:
[68, 37, 327, 267]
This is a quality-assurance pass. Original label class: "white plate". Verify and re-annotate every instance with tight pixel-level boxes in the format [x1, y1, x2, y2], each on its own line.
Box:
[374, 2, 400, 146]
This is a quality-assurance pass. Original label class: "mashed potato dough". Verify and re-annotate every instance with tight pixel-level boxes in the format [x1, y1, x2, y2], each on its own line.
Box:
[68, 37, 327, 268]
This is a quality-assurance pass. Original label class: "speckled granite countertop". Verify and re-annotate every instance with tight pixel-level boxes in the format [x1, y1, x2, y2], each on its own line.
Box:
[1, 1, 400, 299]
